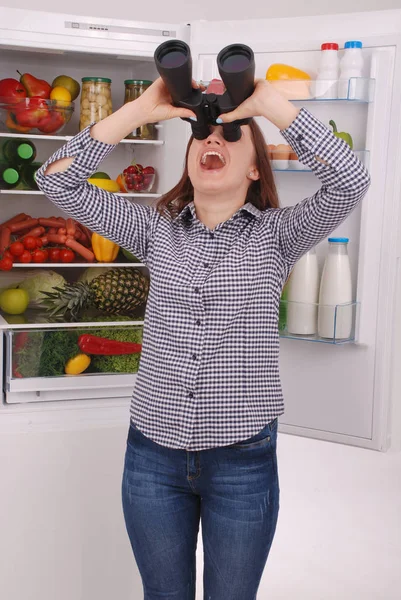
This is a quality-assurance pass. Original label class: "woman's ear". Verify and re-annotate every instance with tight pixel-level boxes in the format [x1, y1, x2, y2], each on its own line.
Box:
[247, 167, 260, 181]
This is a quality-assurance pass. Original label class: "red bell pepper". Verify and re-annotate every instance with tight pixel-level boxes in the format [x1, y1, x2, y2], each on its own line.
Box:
[78, 334, 142, 356]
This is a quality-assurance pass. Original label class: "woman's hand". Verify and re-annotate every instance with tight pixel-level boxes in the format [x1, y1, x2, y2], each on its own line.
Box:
[217, 79, 300, 131]
[135, 78, 198, 124]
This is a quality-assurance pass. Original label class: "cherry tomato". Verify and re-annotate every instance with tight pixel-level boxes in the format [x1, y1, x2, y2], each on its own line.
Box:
[135, 164, 144, 172]
[3, 250, 13, 259]
[143, 166, 155, 174]
[133, 174, 144, 183]
[9, 241, 25, 257]
[41, 249, 49, 262]
[23, 236, 37, 250]
[127, 165, 137, 174]
[19, 250, 32, 264]
[60, 249, 75, 263]
[0, 256, 13, 271]
[32, 249, 46, 263]
[48, 248, 61, 262]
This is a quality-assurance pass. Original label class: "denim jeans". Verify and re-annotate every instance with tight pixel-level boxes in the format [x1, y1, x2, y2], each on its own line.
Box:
[122, 418, 280, 600]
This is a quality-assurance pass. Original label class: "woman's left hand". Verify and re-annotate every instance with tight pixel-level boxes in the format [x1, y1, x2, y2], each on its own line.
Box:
[217, 79, 300, 131]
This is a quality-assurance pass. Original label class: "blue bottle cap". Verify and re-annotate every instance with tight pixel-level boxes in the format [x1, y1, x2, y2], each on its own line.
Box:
[328, 237, 349, 243]
[344, 41, 362, 49]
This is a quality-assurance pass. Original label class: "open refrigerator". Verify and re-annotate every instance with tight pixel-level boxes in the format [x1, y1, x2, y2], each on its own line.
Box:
[0, 6, 400, 451]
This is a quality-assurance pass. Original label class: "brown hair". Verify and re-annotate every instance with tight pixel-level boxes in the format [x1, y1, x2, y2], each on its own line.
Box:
[156, 120, 279, 219]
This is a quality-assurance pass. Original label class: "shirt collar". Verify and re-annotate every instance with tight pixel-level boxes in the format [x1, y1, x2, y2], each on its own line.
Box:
[174, 201, 262, 223]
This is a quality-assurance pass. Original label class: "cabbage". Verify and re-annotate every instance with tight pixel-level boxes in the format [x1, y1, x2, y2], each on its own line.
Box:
[78, 267, 114, 285]
[18, 270, 67, 308]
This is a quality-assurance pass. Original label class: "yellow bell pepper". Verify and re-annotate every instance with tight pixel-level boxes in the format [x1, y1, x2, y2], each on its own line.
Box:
[65, 354, 91, 375]
[87, 178, 120, 193]
[92, 233, 120, 263]
[266, 64, 311, 100]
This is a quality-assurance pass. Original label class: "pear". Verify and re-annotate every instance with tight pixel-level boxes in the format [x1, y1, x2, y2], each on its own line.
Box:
[52, 75, 80, 101]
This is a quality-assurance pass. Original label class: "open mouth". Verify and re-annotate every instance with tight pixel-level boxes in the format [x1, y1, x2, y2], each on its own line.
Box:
[200, 150, 226, 171]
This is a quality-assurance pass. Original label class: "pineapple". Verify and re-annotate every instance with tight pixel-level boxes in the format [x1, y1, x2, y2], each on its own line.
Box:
[41, 268, 149, 321]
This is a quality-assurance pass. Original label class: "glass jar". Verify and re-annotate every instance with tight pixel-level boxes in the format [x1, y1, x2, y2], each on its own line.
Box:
[79, 77, 112, 131]
[124, 80, 155, 140]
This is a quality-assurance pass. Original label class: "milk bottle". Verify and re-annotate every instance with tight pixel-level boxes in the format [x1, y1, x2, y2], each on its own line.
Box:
[338, 41, 364, 99]
[318, 238, 353, 339]
[315, 42, 339, 99]
[287, 248, 320, 335]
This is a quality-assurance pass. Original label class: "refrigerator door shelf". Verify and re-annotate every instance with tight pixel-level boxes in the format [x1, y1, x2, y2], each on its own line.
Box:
[279, 300, 359, 345]
[0, 132, 165, 145]
[272, 150, 370, 172]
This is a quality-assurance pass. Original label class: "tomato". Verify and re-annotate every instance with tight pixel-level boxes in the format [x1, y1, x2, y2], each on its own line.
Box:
[41, 249, 49, 262]
[133, 174, 144, 184]
[143, 166, 155, 174]
[0, 256, 13, 271]
[32, 249, 47, 263]
[48, 248, 61, 262]
[9, 241, 25, 257]
[23, 236, 37, 250]
[3, 250, 13, 259]
[60, 248, 75, 263]
[19, 250, 32, 264]
[126, 165, 137, 174]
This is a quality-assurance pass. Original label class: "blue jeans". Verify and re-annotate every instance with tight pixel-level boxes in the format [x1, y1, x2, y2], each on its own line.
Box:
[122, 418, 280, 600]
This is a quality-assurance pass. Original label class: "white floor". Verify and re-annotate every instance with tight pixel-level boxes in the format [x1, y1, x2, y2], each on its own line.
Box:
[1, 426, 400, 600]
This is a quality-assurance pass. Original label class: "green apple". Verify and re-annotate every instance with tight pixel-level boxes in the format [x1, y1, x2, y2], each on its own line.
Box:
[51, 75, 81, 101]
[0, 288, 29, 315]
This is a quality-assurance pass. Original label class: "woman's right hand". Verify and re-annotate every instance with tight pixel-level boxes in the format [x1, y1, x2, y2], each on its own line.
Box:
[135, 78, 198, 124]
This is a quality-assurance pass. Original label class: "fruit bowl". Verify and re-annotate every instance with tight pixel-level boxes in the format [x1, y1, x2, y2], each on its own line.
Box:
[120, 166, 156, 193]
[0, 97, 74, 135]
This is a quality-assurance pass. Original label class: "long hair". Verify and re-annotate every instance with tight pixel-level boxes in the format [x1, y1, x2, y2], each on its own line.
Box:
[156, 120, 279, 219]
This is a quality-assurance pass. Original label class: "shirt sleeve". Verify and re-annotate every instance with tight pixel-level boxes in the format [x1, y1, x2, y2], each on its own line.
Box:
[265, 108, 371, 272]
[35, 126, 160, 264]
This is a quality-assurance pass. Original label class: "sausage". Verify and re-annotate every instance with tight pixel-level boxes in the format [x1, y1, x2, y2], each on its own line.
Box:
[0, 227, 11, 252]
[58, 228, 67, 235]
[0, 213, 29, 229]
[9, 218, 39, 233]
[38, 218, 66, 229]
[47, 234, 67, 245]
[65, 238, 95, 262]
[20, 226, 45, 239]
[66, 219, 76, 237]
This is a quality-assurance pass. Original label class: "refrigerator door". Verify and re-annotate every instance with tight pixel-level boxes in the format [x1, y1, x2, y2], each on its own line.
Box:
[190, 10, 401, 449]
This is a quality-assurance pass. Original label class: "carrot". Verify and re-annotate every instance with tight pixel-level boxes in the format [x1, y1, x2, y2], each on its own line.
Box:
[65, 238, 95, 262]
[0, 227, 11, 252]
[9, 218, 39, 233]
[20, 226, 45, 239]
[58, 227, 67, 235]
[47, 234, 67, 245]
[0, 213, 29, 229]
[38, 218, 65, 229]
[66, 218, 76, 237]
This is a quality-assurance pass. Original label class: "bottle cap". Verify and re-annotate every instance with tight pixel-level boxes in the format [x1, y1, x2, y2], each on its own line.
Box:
[344, 41, 363, 49]
[321, 43, 339, 51]
[3, 168, 19, 185]
[82, 77, 112, 83]
[328, 237, 349, 243]
[124, 80, 153, 86]
[17, 143, 34, 160]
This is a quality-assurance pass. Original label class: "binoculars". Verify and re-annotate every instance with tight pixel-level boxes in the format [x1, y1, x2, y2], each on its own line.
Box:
[154, 40, 255, 142]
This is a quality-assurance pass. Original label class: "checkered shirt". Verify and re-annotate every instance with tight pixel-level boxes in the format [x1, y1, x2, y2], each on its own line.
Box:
[36, 108, 371, 450]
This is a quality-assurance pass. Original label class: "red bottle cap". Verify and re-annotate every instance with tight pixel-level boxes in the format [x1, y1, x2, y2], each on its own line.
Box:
[321, 43, 339, 51]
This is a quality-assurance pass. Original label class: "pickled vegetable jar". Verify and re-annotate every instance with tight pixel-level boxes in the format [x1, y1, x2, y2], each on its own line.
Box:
[124, 80, 155, 139]
[79, 77, 112, 131]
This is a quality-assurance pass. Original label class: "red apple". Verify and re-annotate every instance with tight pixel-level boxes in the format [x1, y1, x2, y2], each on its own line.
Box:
[0, 78, 27, 100]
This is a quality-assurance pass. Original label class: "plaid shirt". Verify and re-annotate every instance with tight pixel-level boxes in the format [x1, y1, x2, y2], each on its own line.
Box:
[36, 108, 370, 450]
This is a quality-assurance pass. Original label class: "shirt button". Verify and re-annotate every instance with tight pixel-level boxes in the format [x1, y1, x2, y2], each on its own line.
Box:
[194, 287, 200, 294]
[209, 232, 214, 239]
[188, 391, 194, 398]
[191, 353, 197, 360]
[296, 134, 304, 142]
[196, 319, 201, 326]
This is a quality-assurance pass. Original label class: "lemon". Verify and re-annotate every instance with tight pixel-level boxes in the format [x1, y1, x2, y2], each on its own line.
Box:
[65, 354, 91, 375]
[50, 86, 72, 102]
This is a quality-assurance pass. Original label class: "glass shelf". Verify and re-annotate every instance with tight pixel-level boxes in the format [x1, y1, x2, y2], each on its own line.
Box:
[11, 262, 145, 268]
[0, 131, 164, 145]
[272, 150, 369, 172]
[0, 310, 145, 330]
[278, 300, 358, 345]
[269, 77, 375, 103]
[0, 189, 162, 198]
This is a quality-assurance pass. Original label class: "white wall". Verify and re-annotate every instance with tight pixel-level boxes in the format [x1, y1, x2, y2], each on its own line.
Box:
[1, 426, 400, 600]
[0, 0, 400, 22]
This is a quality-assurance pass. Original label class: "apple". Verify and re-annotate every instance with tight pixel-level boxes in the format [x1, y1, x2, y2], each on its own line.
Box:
[0, 78, 27, 100]
[0, 288, 29, 315]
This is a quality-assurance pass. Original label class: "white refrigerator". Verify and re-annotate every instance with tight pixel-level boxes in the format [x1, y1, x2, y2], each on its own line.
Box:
[0, 6, 400, 455]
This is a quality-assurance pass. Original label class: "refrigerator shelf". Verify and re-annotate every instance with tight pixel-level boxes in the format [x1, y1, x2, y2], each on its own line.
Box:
[272, 150, 369, 172]
[11, 262, 146, 268]
[278, 300, 358, 345]
[0, 189, 162, 198]
[0, 311, 145, 330]
[271, 77, 375, 103]
[0, 131, 164, 145]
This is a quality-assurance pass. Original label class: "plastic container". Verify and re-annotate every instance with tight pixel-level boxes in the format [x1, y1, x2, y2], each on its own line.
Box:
[0, 163, 20, 189]
[318, 238, 353, 339]
[124, 80, 155, 140]
[287, 248, 320, 335]
[316, 42, 339, 99]
[0, 98, 74, 135]
[79, 77, 112, 131]
[338, 41, 364, 100]
[0, 138, 36, 165]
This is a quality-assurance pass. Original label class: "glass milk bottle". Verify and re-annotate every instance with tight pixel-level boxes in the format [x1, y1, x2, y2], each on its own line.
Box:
[338, 41, 364, 99]
[287, 248, 320, 335]
[318, 238, 352, 339]
[315, 42, 339, 99]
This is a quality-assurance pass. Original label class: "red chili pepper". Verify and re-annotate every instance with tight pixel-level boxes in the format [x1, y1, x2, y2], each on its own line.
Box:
[78, 334, 142, 355]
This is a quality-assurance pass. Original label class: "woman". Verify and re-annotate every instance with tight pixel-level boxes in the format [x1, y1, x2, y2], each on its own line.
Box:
[36, 77, 370, 600]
